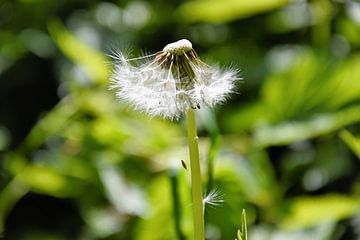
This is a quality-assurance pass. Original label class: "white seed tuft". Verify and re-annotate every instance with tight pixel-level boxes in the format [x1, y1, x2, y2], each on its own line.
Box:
[203, 188, 224, 212]
[110, 40, 240, 120]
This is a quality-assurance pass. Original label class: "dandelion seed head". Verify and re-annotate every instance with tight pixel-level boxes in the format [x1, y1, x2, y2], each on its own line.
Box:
[110, 39, 240, 120]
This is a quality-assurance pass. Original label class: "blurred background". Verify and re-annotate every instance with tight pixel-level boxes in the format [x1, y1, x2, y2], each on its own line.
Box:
[1, 0, 360, 239]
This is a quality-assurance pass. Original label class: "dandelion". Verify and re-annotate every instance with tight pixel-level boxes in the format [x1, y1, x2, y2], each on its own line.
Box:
[110, 39, 239, 240]
[110, 39, 238, 120]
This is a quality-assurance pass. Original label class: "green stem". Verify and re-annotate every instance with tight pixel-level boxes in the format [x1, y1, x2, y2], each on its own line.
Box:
[186, 108, 205, 240]
[169, 169, 186, 240]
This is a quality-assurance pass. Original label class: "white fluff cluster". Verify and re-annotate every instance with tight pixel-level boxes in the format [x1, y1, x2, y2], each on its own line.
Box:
[110, 39, 239, 120]
[203, 188, 224, 212]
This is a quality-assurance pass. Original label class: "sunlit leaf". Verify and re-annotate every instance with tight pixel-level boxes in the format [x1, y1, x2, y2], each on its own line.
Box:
[261, 49, 319, 121]
[236, 209, 248, 240]
[340, 130, 360, 159]
[81, 206, 124, 238]
[226, 49, 360, 136]
[177, 0, 289, 23]
[323, 54, 360, 109]
[3, 156, 88, 198]
[16, 165, 75, 197]
[134, 171, 192, 240]
[20, 97, 77, 153]
[223, 102, 266, 133]
[251, 222, 336, 240]
[216, 149, 278, 208]
[254, 105, 360, 147]
[262, 50, 360, 120]
[281, 194, 360, 230]
[336, 18, 360, 46]
[47, 19, 110, 85]
[97, 161, 147, 216]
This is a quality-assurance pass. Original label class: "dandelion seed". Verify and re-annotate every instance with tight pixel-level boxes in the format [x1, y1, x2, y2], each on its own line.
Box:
[110, 39, 239, 119]
[203, 188, 224, 211]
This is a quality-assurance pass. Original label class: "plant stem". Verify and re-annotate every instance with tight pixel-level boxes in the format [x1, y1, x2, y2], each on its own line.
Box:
[169, 169, 186, 240]
[186, 108, 205, 240]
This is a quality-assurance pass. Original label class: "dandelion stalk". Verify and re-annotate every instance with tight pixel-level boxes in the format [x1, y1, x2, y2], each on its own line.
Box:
[186, 108, 205, 240]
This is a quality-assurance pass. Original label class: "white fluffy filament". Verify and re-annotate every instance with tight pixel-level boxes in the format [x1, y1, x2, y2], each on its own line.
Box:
[110, 39, 239, 120]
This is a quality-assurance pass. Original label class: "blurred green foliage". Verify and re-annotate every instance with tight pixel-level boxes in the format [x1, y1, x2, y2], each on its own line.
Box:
[0, 0, 360, 239]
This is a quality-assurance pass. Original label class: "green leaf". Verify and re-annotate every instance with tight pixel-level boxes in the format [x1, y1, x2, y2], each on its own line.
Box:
[261, 50, 320, 121]
[323, 54, 360, 109]
[236, 209, 248, 240]
[250, 222, 336, 240]
[225, 50, 360, 136]
[223, 102, 266, 133]
[134, 173, 192, 240]
[216, 148, 278, 207]
[17, 165, 74, 197]
[0, 179, 29, 234]
[281, 194, 360, 230]
[47, 19, 110, 85]
[262, 50, 360, 121]
[254, 105, 360, 147]
[4, 154, 86, 198]
[20, 97, 77, 153]
[177, 0, 289, 23]
[340, 130, 360, 159]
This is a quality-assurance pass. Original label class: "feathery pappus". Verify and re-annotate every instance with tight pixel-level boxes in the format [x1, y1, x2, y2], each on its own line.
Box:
[110, 39, 239, 120]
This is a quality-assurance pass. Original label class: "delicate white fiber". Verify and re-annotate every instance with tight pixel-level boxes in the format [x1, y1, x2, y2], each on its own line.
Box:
[110, 39, 239, 120]
[203, 188, 224, 212]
